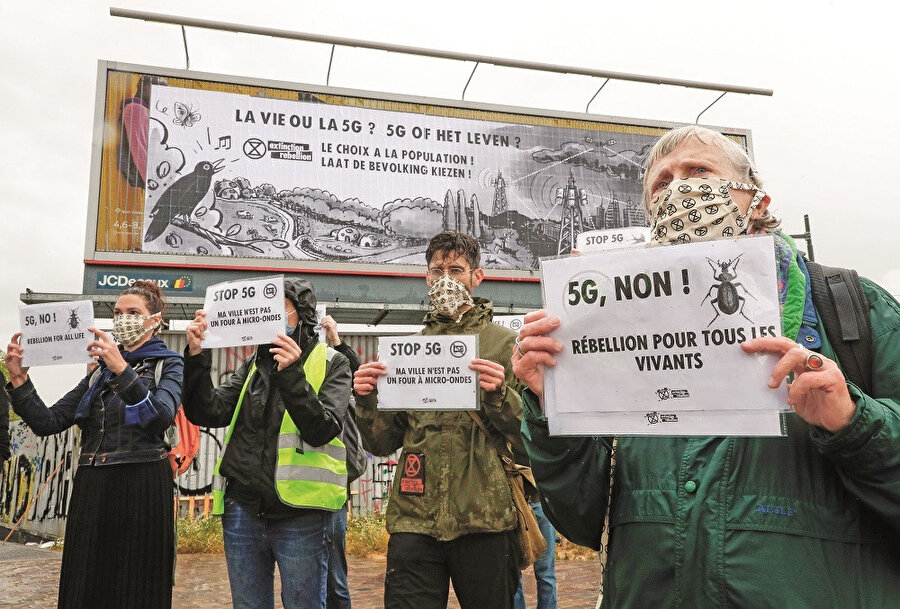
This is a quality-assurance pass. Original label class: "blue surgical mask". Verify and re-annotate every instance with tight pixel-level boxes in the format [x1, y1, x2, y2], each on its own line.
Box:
[285, 322, 297, 336]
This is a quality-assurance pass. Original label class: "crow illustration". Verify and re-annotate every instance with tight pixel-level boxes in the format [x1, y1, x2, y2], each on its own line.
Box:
[144, 159, 225, 242]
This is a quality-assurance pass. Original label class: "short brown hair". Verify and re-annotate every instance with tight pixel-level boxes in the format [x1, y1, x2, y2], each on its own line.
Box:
[425, 232, 481, 269]
[121, 280, 167, 316]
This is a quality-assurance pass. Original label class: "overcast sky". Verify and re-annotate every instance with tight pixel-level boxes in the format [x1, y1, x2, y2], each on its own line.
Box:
[2, 0, 898, 399]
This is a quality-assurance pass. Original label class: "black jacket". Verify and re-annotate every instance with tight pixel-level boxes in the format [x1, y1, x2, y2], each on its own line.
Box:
[7, 351, 183, 466]
[182, 278, 351, 518]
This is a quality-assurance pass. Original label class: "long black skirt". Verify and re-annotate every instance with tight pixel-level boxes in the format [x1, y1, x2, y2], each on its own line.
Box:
[58, 458, 174, 609]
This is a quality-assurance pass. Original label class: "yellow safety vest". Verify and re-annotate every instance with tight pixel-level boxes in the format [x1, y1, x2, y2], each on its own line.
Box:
[212, 343, 347, 514]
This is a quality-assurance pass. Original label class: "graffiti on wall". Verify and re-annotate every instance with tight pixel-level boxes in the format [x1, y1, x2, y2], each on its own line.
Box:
[0, 422, 77, 538]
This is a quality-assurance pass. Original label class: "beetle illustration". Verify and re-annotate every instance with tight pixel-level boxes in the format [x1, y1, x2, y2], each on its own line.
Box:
[701, 255, 756, 326]
[67, 308, 81, 330]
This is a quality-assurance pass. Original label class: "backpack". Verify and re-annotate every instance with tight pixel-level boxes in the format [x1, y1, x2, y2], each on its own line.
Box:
[342, 395, 368, 482]
[805, 260, 874, 396]
[89, 359, 200, 477]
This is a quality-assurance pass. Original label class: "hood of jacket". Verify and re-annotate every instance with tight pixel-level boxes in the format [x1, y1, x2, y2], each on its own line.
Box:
[285, 277, 320, 350]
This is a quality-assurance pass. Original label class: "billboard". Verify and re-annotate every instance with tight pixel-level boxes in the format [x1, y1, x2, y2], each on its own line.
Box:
[87, 62, 751, 282]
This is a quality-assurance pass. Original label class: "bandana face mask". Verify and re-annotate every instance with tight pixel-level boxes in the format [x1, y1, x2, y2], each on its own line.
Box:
[112, 313, 161, 347]
[428, 274, 474, 317]
[650, 178, 766, 245]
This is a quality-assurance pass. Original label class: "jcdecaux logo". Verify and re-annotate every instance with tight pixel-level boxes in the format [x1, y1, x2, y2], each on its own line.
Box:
[96, 273, 193, 291]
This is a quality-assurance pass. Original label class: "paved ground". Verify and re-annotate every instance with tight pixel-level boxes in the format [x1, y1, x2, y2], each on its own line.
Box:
[0, 542, 601, 608]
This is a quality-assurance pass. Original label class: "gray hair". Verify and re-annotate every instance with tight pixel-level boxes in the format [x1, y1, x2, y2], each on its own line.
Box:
[643, 125, 779, 232]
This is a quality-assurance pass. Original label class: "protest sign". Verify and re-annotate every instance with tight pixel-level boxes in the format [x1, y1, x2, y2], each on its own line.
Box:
[576, 227, 652, 253]
[315, 304, 327, 343]
[542, 235, 787, 423]
[20, 301, 95, 367]
[546, 407, 785, 437]
[201, 276, 284, 349]
[493, 314, 526, 332]
[376, 335, 479, 410]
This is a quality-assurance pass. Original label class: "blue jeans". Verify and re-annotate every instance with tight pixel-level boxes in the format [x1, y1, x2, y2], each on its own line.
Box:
[222, 497, 333, 609]
[514, 501, 558, 609]
[325, 503, 351, 609]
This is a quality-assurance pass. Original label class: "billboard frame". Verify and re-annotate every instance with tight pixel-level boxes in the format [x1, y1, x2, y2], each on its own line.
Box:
[85, 60, 754, 282]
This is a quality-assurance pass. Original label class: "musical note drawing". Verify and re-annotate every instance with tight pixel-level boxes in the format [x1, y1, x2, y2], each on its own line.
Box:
[216, 135, 232, 150]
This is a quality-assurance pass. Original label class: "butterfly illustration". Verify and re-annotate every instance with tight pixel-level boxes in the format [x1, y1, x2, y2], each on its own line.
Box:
[172, 102, 201, 128]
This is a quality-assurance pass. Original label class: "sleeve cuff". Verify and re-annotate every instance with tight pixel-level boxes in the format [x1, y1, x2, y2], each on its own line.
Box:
[522, 388, 548, 424]
[6, 378, 36, 402]
[809, 383, 871, 453]
[125, 392, 160, 427]
[354, 391, 379, 411]
[480, 383, 508, 410]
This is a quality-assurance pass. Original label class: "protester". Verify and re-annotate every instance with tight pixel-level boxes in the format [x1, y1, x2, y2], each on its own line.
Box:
[513, 125, 900, 607]
[5, 280, 183, 609]
[182, 278, 352, 609]
[353, 231, 524, 609]
[514, 488, 557, 609]
[319, 313, 360, 609]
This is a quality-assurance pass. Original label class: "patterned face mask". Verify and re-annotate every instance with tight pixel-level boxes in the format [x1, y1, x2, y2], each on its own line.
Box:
[112, 313, 161, 347]
[650, 178, 767, 245]
[428, 274, 474, 317]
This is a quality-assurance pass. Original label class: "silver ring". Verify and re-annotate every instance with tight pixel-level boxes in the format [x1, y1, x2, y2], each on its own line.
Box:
[514, 336, 525, 358]
[804, 352, 824, 371]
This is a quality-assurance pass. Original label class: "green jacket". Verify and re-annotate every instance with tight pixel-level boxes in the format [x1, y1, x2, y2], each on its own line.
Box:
[355, 298, 525, 541]
[523, 278, 900, 608]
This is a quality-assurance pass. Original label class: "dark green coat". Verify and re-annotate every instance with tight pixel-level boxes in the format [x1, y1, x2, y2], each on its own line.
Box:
[355, 298, 525, 541]
[523, 278, 900, 608]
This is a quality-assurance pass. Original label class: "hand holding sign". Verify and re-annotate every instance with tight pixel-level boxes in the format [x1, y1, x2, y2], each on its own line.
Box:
[354, 361, 387, 395]
[741, 336, 855, 433]
[510, 310, 563, 400]
[87, 327, 127, 374]
[5, 333, 30, 387]
[186, 310, 207, 355]
[468, 358, 505, 392]
[270, 333, 302, 371]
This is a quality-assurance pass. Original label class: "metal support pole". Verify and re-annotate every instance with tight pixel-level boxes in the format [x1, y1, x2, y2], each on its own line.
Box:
[326, 44, 336, 86]
[461, 62, 480, 100]
[181, 25, 190, 70]
[110, 8, 773, 97]
[803, 214, 815, 261]
[585, 78, 610, 114]
[370, 309, 390, 326]
[788, 214, 815, 261]
[695, 91, 726, 125]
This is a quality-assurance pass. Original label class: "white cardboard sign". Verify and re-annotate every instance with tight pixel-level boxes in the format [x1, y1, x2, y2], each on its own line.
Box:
[315, 304, 327, 343]
[547, 408, 785, 437]
[201, 276, 284, 349]
[20, 301, 95, 367]
[576, 227, 652, 253]
[541, 235, 788, 422]
[376, 335, 479, 410]
[493, 314, 526, 332]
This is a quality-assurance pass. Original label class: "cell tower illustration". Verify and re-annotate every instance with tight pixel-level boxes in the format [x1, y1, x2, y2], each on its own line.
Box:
[490, 170, 509, 216]
[555, 171, 588, 254]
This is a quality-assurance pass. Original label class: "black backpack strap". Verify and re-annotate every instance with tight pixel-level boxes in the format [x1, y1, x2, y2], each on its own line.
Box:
[805, 260, 873, 395]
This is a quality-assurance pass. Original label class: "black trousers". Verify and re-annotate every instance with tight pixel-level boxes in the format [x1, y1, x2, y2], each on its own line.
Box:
[384, 531, 518, 609]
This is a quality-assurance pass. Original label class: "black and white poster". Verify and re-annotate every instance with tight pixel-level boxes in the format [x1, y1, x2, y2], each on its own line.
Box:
[141, 84, 655, 271]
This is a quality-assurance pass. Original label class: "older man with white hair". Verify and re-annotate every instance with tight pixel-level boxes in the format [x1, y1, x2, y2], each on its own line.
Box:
[513, 125, 900, 608]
